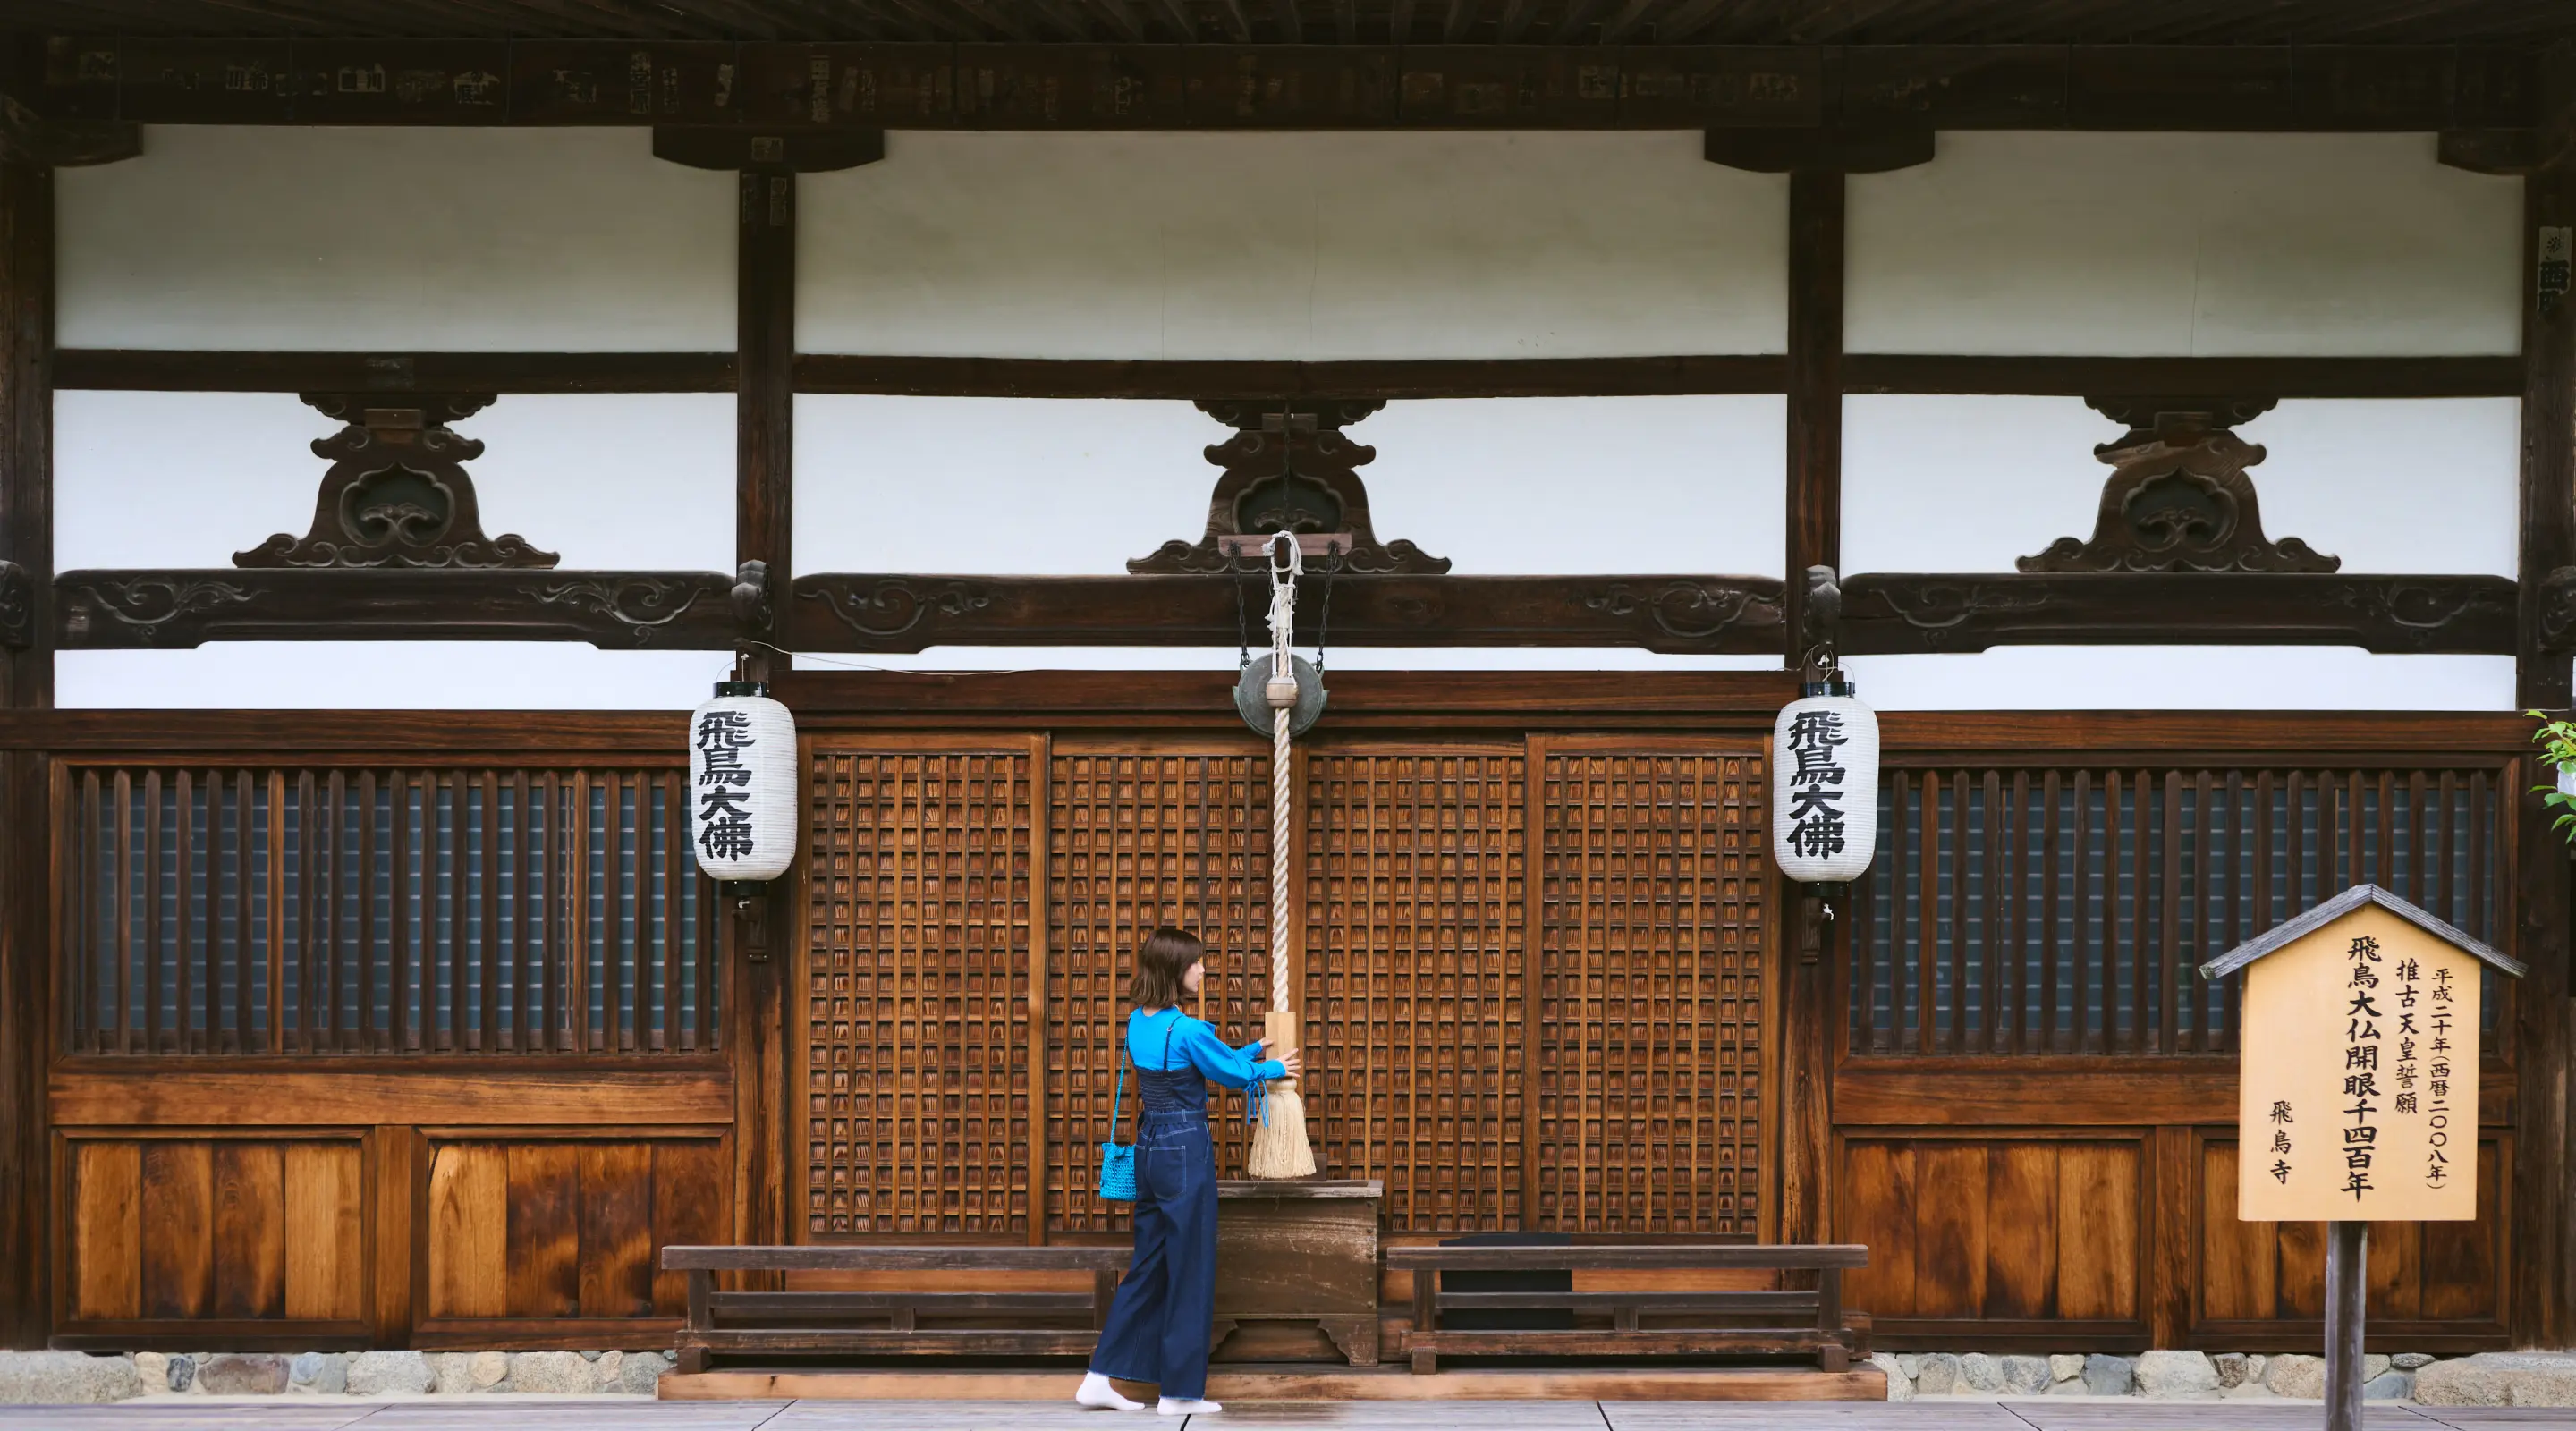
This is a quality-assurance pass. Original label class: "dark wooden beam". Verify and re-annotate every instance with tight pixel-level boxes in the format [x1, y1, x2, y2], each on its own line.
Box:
[651, 125, 885, 172]
[1838, 572, 2519, 656]
[1842, 354, 2525, 399]
[1776, 159, 1841, 1253]
[0, 155, 49, 1350]
[793, 352, 1784, 398]
[0, 90, 137, 167]
[2509, 45, 2576, 1353]
[53, 350, 735, 393]
[48, 349, 2529, 402]
[1705, 126, 1933, 174]
[51, 570, 741, 649]
[785, 572, 1789, 653]
[17, 40, 2542, 131]
[732, 159, 793, 1261]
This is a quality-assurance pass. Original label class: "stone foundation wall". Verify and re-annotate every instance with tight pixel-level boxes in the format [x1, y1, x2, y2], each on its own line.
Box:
[1869, 1350, 2576, 1407]
[0, 1350, 674, 1403]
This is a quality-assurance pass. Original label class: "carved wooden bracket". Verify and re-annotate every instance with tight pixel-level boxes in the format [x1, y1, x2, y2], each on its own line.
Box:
[2018, 396, 2339, 574]
[0, 560, 33, 650]
[0, 92, 140, 167]
[235, 393, 558, 570]
[1799, 565, 1842, 655]
[1128, 401, 1449, 575]
[2535, 566, 2576, 653]
[731, 559, 775, 631]
[1703, 127, 1934, 174]
[652, 126, 885, 173]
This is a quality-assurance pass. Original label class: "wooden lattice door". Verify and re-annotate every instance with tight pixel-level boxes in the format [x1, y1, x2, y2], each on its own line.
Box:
[798, 727, 1771, 1241]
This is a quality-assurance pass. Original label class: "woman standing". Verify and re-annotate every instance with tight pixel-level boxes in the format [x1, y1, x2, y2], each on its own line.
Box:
[1075, 927, 1302, 1416]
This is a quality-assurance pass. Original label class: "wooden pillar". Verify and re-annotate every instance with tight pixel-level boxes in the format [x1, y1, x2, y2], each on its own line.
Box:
[1784, 167, 1843, 656]
[733, 167, 794, 1250]
[2513, 133, 2576, 1348]
[0, 155, 54, 1348]
[1776, 167, 1845, 1248]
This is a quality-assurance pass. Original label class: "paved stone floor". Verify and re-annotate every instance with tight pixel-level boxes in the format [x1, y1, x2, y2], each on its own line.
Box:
[6, 1400, 2576, 1430]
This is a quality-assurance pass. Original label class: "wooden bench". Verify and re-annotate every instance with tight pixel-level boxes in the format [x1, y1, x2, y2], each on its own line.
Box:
[1385, 1243, 1871, 1374]
[663, 1245, 1131, 1373]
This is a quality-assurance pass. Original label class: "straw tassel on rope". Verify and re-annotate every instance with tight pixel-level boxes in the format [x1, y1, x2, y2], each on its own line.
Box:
[1246, 535, 1318, 1180]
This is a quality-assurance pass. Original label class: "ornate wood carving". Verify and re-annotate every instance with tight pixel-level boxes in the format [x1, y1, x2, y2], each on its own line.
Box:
[2537, 566, 2576, 654]
[1840, 572, 2515, 655]
[791, 573, 1783, 654]
[55, 569, 733, 648]
[1128, 402, 1448, 575]
[0, 561, 30, 651]
[234, 393, 557, 570]
[2020, 397, 2337, 574]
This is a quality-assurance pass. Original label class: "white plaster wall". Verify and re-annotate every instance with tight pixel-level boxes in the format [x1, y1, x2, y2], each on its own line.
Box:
[57, 127, 735, 350]
[796, 394, 1784, 576]
[1840, 393, 2520, 709]
[1847, 133, 2521, 356]
[55, 390, 733, 708]
[798, 131, 1789, 359]
[1843, 395, 2520, 577]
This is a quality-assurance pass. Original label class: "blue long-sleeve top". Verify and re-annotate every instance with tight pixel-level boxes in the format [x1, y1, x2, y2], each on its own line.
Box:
[1127, 1006, 1285, 1088]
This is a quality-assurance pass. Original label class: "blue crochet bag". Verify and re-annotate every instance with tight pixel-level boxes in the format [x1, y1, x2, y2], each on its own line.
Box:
[1097, 1054, 1137, 1202]
[1097, 1017, 1177, 1204]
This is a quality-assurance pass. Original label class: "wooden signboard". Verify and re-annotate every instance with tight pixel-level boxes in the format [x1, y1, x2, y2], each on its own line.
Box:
[2233, 901, 2488, 1222]
[2201, 883, 2522, 1431]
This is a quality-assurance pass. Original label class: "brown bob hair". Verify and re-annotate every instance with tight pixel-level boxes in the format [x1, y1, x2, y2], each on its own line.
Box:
[1129, 927, 1207, 1010]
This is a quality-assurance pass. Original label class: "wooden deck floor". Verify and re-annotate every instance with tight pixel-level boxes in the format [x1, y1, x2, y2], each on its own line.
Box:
[6, 1400, 2574, 1430]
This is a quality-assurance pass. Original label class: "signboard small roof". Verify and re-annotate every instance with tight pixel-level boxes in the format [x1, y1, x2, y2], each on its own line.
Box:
[2198, 882, 2525, 981]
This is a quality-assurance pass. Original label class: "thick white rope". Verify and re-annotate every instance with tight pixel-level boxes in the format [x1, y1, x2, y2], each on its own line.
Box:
[1266, 535, 1300, 1018]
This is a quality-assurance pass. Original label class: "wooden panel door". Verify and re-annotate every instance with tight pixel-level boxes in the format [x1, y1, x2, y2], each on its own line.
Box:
[1534, 741, 1771, 1237]
[801, 739, 1043, 1238]
[798, 728, 1774, 1241]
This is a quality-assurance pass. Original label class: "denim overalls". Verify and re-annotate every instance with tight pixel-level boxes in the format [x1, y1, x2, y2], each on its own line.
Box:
[1087, 1014, 1222, 1400]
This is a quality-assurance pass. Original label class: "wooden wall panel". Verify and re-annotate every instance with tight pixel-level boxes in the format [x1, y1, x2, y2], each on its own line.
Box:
[1048, 749, 1267, 1232]
[2196, 1136, 2509, 1336]
[419, 1134, 724, 1329]
[1307, 747, 1525, 1232]
[803, 746, 1034, 1236]
[1536, 747, 1765, 1235]
[1837, 1136, 2144, 1332]
[62, 1133, 366, 1333]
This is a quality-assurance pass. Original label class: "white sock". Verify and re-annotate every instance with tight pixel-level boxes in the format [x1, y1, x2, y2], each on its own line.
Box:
[1157, 1398, 1221, 1416]
[1075, 1371, 1143, 1411]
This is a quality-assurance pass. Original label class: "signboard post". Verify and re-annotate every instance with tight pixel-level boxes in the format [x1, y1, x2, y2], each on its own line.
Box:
[2200, 885, 2523, 1431]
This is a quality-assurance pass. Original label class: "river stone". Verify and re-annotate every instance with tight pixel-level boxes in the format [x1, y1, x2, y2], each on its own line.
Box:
[0, 1352, 141, 1404]
[133, 1353, 167, 1392]
[506, 1351, 593, 1394]
[1870, 1353, 1913, 1401]
[1959, 1353, 2006, 1393]
[468, 1351, 509, 1390]
[589, 1351, 624, 1391]
[2048, 1378, 2089, 1395]
[2048, 1354, 2086, 1383]
[1998, 1356, 2053, 1394]
[2365, 1354, 2392, 1381]
[2135, 1350, 2221, 1399]
[2265, 1353, 2326, 1399]
[347, 1351, 435, 1397]
[2213, 1352, 2250, 1387]
[2394, 1353, 2436, 1370]
[2365, 1371, 2415, 1401]
[2415, 1352, 2576, 1406]
[166, 1355, 194, 1393]
[1895, 1354, 1923, 1379]
[2246, 1355, 2267, 1381]
[198, 1354, 289, 1396]
[618, 1353, 667, 1396]
[1913, 1353, 1961, 1395]
[287, 1352, 345, 1395]
[2082, 1353, 2135, 1396]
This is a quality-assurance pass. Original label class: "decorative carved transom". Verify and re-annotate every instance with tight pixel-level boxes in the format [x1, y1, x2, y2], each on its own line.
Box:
[1127, 400, 1449, 575]
[234, 393, 558, 570]
[2018, 396, 2338, 575]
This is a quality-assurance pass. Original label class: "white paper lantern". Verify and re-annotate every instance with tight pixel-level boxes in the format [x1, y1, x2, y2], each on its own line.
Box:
[1771, 678, 1881, 886]
[689, 682, 800, 883]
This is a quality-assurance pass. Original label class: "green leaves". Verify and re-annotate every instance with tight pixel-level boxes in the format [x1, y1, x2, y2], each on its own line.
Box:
[2528, 710, 2576, 840]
